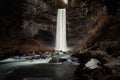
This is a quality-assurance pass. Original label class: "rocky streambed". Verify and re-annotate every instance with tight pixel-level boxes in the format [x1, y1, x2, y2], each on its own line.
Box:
[0, 50, 120, 80]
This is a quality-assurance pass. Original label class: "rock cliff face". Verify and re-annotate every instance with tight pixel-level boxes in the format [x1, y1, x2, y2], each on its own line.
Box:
[0, 0, 120, 54]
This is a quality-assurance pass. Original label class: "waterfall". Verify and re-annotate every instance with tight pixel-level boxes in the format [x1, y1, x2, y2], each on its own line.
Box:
[64, 0, 68, 4]
[55, 9, 67, 51]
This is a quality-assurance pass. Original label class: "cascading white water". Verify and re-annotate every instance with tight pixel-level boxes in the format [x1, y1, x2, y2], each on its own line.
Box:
[55, 9, 67, 51]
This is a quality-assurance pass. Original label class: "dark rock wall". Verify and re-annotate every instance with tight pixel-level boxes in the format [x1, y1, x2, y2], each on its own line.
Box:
[0, 0, 25, 54]
[83, 0, 120, 56]
[0, 0, 120, 54]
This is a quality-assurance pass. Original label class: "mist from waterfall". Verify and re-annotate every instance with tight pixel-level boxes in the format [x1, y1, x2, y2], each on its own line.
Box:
[55, 9, 67, 51]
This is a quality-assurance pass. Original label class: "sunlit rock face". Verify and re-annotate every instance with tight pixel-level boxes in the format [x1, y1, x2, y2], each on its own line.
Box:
[0, 0, 120, 54]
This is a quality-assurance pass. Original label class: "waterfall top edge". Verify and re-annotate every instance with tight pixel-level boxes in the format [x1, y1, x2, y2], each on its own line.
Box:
[63, 0, 68, 4]
[58, 8, 66, 10]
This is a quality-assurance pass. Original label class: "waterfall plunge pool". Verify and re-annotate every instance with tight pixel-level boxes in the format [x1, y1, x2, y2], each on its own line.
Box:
[0, 63, 77, 80]
[0, 53, 80, 80]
